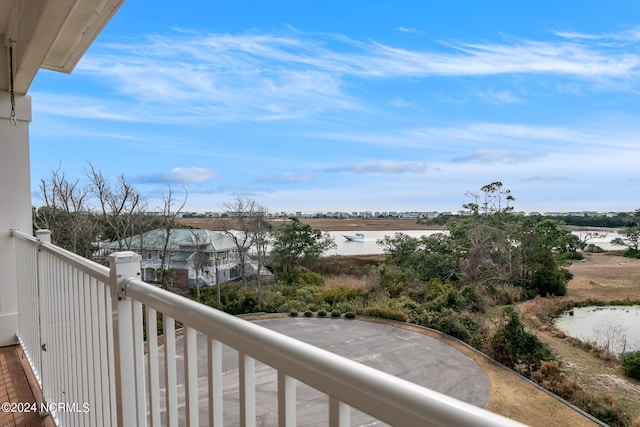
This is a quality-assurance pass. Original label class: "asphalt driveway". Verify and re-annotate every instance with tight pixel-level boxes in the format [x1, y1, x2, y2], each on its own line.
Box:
[158, 317, 490, 426]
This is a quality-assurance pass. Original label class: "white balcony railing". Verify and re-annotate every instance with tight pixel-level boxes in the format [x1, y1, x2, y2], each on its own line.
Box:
[11, 229, 525, 427]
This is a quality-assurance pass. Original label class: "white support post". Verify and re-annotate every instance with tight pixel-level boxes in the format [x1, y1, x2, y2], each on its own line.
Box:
[0, 92, 32, 346]
[109, 251, 142, 427]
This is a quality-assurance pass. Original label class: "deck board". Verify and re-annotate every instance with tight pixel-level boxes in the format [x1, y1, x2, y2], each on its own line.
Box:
[0, 345, 48, 427]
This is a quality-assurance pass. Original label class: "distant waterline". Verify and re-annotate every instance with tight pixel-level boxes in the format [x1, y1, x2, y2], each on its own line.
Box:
[325, 229, 625, 256]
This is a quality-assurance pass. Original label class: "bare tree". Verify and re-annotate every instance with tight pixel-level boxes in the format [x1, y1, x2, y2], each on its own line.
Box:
[158, 185, 188, 290]
[188, 229, 211, 301]
[34, 166, 98, 258]
[221, 197, 263, 286]
[87, 162, 144, 251]
[251, 209, 271, 301]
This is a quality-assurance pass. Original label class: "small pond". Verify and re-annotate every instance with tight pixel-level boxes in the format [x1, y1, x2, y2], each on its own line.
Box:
[554, 306, 640, 355]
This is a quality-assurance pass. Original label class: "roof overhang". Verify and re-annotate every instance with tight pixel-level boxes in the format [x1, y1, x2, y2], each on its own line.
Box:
[1, 0, 124, 95]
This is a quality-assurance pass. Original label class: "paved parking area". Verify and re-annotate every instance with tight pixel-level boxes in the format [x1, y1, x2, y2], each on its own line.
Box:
[163, 318, 490, 426]
[254, 318, 490, 407]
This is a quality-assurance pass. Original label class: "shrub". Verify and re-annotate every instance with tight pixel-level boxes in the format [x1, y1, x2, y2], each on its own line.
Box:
[488, 306, 554, 372]
[533, 266, 568, 297]
[621, 351, 640, 380]
[304, 310, 313, 318]
[345, 312, 356, 319]
[420, 309, 483, 346]
[317, 310, 327, 317]
[321, 285, 364, 306]
[297, 268, 325, 286]
[289, 310, 298, 317]
[360, 306, 408, 322]
[331, 310, 341, 318]
[585, 243, 604, 253]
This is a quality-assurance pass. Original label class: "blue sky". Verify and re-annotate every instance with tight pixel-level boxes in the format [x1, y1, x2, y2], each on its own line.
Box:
[29, 1, 640, 214]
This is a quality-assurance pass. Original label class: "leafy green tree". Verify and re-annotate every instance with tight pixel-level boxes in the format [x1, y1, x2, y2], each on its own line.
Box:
[378, 232, 459, 282]
[270, 217, 336, 282]
[523, 220, 573, 296]
[489, 306, 554, 372]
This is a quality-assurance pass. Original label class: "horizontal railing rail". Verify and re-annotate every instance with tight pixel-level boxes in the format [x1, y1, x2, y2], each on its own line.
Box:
[122, 276, 525, 427]
[13, 228, 526, 426]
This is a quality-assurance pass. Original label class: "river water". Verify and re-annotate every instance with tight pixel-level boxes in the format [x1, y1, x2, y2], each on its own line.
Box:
[326, 229, 625, 256]
[325, 230, 445, 256]
[555, 306, 640, 354]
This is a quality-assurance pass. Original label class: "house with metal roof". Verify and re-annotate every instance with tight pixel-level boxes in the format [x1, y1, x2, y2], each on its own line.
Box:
[102, 228, 252, 289]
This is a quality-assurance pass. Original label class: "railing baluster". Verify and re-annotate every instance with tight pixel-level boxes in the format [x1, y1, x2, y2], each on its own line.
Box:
[239, 352, 256, 427]
[164, 316, 178, 427]
[208, 337, 223, 427]
[62, 261, 73, 426]
[133, 299, 147, 426]
[49, 253, 62, 425]
[96, 278, 111, 425]
[184, 326, 199, 426]
[104, 279, 117, 424]
[278, 372, 296, 427]
[89, 277, 102, 426]
[146, 307, 161, 426]
[329, 398, 350, 427]
[77, 271, 90, 426]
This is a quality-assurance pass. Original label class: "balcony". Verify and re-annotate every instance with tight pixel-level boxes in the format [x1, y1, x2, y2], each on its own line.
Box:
[9, 228, 525, 426]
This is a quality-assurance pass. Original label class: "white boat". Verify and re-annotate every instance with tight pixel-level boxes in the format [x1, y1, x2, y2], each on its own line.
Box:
[343, 233, 365, 242]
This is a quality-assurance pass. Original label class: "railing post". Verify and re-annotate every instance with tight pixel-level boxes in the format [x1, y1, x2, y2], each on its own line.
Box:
[35, 230, 51, 404]
[109, 251, 142, 427]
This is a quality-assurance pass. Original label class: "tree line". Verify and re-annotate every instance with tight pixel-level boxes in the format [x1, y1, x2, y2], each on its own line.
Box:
[33, 164, 336, 291]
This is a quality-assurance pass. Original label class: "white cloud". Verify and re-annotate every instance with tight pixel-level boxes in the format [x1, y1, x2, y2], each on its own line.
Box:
[396, 27, 423, 34]
[326, 161, 430, 174]
[256, 171, 315, 184]
[70, 28, 640, 124]
[134, 167, 219, 184]
[476, 89, 521, 104]
[554, 27, 640, 43]
[451, 150, 540, 164]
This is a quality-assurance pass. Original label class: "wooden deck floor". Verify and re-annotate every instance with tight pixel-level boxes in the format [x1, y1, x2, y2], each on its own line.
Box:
[0, 345, 51, 427]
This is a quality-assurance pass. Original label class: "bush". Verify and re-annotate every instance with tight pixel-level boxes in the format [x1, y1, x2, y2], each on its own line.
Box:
[304, 310, 313, 317]
[488, 306, 554, 372]
[289, 310, 298, 317]
[360, 306, 408, 322]
[296, 268, 325, 286]
[533, 266, 568, 296]
[317, 310, 327, 317]
[421, 309, 483, 346]
[331, 310, 341, 318]
[345, 312, 356, 319]
[585, 243, 604, 253]
[621, 351, 640, 380]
